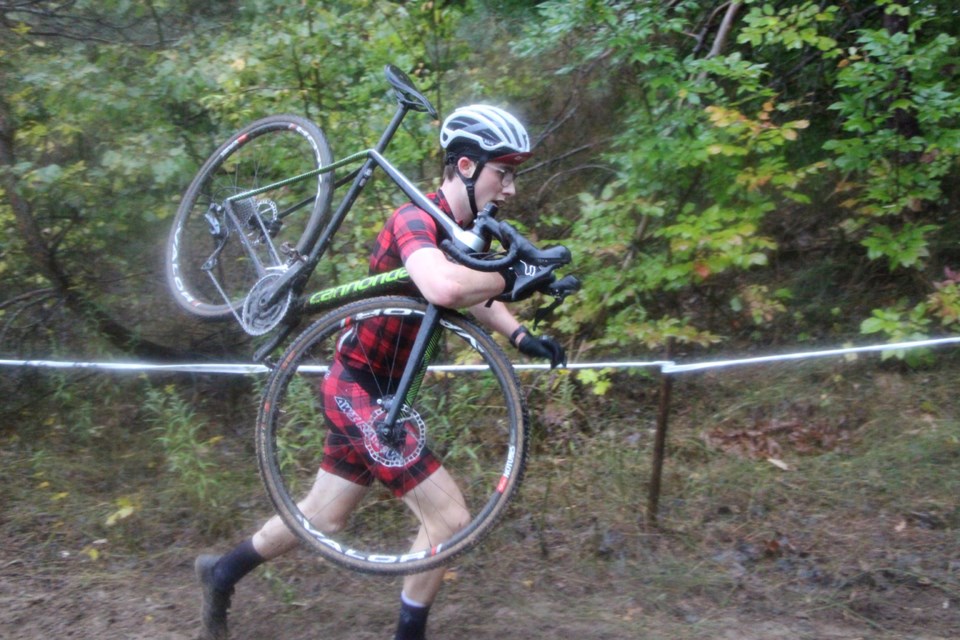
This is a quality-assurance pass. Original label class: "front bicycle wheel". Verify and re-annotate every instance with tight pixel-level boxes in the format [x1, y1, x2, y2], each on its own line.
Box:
[256, 296, 529, 575]
[165, 114, 334, 320]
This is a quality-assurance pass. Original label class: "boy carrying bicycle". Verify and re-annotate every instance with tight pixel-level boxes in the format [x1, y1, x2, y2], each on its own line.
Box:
[195, 104, 565, 640]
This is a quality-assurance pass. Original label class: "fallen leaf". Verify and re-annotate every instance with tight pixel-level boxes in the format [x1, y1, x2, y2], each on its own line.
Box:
[106, 505, 135, 527]
[767, 457, 790, 471]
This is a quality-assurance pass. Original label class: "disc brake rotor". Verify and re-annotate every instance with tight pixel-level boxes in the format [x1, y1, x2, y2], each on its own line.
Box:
[367, 406, 426, 468]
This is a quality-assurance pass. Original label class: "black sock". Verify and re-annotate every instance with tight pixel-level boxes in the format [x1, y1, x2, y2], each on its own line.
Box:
[212, 538, 264, 591]
[394, 593, 430, 640]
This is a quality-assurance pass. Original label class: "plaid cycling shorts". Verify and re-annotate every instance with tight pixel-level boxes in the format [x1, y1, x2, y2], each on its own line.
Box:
[320, 360, 441, 497]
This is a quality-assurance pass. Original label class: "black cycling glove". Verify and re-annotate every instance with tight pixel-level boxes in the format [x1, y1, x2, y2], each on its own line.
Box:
[514, 327, 566, 369]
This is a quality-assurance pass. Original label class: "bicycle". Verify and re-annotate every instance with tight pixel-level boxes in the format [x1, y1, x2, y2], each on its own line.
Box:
[165, 65, 491, 346]
[165, 66, 579, 575]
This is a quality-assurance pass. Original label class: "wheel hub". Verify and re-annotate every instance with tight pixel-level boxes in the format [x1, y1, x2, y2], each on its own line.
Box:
[365, 405, 426, 468]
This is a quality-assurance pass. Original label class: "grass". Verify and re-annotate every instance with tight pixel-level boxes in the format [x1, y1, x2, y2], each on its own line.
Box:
[513, 356, 960, 633]
[1, 374, 265, 559]
[2, 355, 959, 637]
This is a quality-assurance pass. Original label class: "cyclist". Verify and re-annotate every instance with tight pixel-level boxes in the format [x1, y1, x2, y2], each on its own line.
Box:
[194, 104, 566, 640]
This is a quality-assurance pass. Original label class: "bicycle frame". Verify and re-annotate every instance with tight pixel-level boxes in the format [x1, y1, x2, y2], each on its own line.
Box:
[198, 67, 577, 373]
[220, 101, 487, 315]
[301, 267, 411, 313]
[287, 266, 446, 441]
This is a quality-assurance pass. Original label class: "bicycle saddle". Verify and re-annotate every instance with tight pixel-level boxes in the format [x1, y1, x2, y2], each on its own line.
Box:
[384, 64, 438, 118]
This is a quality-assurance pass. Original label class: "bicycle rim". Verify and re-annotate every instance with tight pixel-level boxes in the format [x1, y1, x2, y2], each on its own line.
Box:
[166, 115, 333, 319]
[257, 296, 529, 575]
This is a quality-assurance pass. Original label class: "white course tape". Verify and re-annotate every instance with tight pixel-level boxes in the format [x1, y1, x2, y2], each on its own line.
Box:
[660, 336, 960, 374]
[0, 359, 669, 375]
[1, 336, 958, 376]
[0, 359, 270, 375]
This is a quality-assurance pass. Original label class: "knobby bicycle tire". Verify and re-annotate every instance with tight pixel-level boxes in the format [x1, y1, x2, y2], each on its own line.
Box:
[256, 296, 529, 575]
[165, 114, 334, 319]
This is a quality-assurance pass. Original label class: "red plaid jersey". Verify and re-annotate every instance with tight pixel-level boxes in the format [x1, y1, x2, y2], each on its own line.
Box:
[320, 361, 441, 496]
[337, 192, 453, 381]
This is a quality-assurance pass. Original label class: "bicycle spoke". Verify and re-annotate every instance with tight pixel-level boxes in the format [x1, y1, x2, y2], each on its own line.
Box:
[258, 297, 528, 574]
[166, 115, 333, 320]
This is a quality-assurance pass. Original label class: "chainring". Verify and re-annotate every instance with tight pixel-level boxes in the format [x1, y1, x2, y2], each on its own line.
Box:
[241, 271, 292, 336]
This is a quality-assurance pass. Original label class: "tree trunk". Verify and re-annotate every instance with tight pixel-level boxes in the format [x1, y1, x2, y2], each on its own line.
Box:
[0, 91, 178, 360]
[883, 12, 922, 163]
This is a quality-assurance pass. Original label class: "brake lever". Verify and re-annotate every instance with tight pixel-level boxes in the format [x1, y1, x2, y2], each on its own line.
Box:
[532, 275, 581, 329]
[545, 274, 581, 298]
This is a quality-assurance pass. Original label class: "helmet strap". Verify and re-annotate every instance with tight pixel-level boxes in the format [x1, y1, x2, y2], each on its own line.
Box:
[455, 158, 486, 217]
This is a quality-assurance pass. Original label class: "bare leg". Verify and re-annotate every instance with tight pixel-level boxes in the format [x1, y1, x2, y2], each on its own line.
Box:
[253, 469, 368, 559]
[196, 470, 367, 640]
[400, 466, 470, 604]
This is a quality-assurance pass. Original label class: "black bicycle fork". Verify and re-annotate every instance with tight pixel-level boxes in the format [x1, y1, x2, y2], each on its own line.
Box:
[375, 303, 442, 449]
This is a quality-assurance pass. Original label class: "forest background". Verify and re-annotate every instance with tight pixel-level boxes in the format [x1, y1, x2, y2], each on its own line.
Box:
[2, 1, 960, 639]
[3, 0, 960, 364]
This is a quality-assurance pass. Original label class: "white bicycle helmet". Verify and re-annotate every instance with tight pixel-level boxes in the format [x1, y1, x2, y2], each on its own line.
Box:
[440, 104, 532, 166]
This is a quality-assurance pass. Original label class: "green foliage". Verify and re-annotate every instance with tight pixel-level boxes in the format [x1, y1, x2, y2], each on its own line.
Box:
[730, 284, 789, 326]
[860, 301, 933, 366]
[821, 5, 960, 353]
[272, 376, 325, 495]
[926, 270, 960, 329]
[143, 384, 230, 514]
[513, 0, 960, 361]
[575, 367, 613, 396]
[3, 0, 960, 366]
[739, 1, 841, 54]
[514, 1, 817, 353]
[1, 0, 473, 357]
[861, 222, 939, 271]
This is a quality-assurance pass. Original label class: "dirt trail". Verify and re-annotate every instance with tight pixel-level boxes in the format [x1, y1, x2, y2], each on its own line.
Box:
[2, 545, 953, 640]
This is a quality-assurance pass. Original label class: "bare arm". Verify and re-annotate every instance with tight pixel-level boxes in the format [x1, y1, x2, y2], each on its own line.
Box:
[404, 247, 506, 310]
[469, 299, 523, 346]
[404, 247, 523, 344]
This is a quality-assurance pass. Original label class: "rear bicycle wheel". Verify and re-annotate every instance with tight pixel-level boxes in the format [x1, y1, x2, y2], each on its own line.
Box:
[165, 114, 334, 319]
[256, 296, 529, 575]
